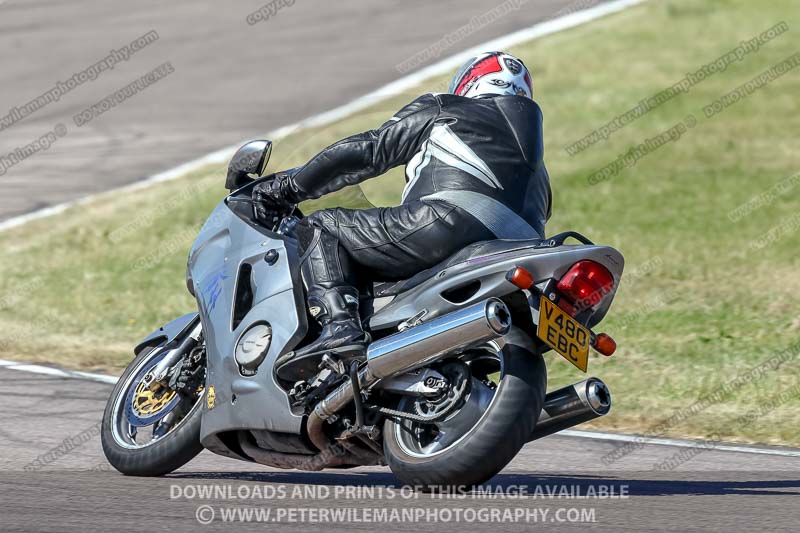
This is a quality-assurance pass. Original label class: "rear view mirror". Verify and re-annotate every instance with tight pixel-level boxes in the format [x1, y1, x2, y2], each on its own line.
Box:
[225, 140, 272, 191]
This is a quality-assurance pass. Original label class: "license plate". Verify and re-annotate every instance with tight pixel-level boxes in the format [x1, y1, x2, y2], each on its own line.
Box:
[537, 296, 590, 372]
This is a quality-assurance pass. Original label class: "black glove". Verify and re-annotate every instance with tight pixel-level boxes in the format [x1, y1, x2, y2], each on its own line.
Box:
[252, 171, 300, 224]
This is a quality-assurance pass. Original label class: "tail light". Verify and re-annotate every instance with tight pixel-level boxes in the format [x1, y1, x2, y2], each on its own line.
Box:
[557, 260, 615, 311]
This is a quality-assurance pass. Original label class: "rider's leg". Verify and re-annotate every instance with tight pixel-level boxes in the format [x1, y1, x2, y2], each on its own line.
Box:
[291, 215, 369, 362]
[285, 201, 494, 376]
[325, 201, 495, 280]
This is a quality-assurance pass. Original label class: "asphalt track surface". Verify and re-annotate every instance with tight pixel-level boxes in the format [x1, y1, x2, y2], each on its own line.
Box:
[1, 0, 582, 222]
[3, 1, 800, 532]
[2, 367, 800, 532]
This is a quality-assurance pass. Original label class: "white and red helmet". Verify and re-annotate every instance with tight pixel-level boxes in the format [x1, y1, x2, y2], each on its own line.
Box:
[449, 51, 533, 99]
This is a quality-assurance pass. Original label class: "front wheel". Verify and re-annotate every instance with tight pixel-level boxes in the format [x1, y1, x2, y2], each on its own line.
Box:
[383, 327, 546, 488]
[101, 342, 206, 476]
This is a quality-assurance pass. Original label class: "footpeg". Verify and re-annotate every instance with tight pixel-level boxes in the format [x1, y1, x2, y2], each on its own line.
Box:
[320, 353, 346, 375]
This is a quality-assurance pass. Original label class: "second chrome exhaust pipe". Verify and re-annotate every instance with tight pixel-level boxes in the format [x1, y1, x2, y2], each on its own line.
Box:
[527, 378, 612, 442]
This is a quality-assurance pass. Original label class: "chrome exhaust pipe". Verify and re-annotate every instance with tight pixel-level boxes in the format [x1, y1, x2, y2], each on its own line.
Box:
[527, 378, 611, 442]
[366, 298, 511, 380]
[307, 298, 511, 449]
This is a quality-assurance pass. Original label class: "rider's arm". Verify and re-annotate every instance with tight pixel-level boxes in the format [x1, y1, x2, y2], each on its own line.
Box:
[286, 94, 441, 201]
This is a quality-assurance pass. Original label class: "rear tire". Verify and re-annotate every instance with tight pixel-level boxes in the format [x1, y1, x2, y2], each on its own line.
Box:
[101, 346, 204, 476]
[383, 327, 546, 488]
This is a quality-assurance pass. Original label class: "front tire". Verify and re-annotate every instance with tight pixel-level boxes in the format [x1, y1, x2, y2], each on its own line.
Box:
[383, 327, 546, 488]
[101, 345, 205, 476]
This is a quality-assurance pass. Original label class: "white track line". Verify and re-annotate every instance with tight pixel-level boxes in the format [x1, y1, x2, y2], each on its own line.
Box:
[560, 429, 800, 458]
[0, 0, 647, 233]
[6, 0, 796, 461]
[3, 0, 796, 461]
[0, 358, 118, 384]
[2, 358, 798, 458]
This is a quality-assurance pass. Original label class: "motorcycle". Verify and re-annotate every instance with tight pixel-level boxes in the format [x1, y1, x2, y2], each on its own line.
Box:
[101, 139, 624, 487]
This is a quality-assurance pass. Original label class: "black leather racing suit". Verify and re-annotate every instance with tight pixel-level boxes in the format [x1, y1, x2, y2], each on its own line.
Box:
[289, 92, 551, 326]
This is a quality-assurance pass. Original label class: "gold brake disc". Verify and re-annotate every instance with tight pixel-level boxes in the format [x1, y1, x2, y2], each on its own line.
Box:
[131, 381, 178, 417]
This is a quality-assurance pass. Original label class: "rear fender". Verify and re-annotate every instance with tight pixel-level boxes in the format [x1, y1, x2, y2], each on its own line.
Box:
[133, 312, 200, 356]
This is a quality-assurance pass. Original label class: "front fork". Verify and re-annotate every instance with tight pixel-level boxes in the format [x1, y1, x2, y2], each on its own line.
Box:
[142, 322, 203, 388]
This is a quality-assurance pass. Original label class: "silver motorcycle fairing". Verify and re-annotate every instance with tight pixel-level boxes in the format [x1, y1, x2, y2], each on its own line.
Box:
[369, 243, 624, 330]
[187, 199, 308, 451]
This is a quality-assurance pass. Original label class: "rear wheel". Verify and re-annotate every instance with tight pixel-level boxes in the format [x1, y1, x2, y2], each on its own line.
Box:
[101, 343, 206, 476]
[383, 326, 546, 488]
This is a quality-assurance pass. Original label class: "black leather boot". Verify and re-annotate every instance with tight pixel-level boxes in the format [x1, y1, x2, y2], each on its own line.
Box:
[303, 286, 369, 355]
[276, 221, 369, 382]
[276, 287, 369, 382]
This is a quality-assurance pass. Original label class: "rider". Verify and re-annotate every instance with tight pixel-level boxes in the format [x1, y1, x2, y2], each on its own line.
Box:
[254, 51, 551, 375]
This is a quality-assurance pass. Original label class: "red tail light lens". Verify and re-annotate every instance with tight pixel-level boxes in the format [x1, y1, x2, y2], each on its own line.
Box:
[556, 260, 615, 310]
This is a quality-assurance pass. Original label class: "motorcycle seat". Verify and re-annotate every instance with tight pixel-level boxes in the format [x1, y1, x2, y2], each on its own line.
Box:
[372, 237, 543, 297]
